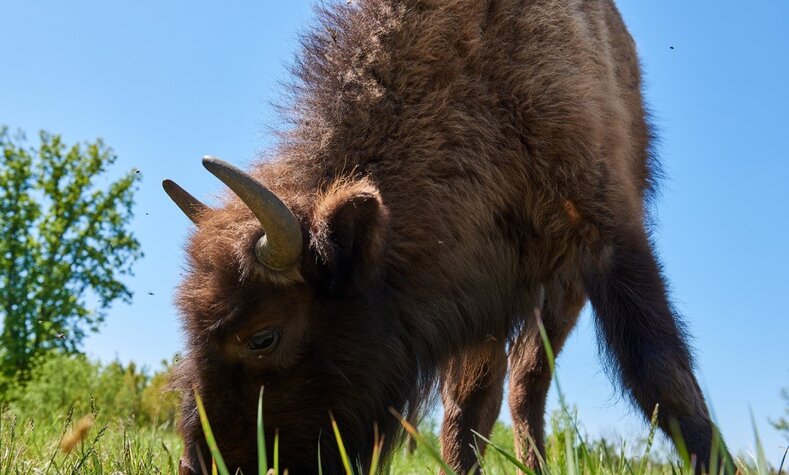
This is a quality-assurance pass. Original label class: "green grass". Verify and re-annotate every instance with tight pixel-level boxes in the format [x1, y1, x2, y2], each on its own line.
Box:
[0, 345, 777, 474]
[0, 407, 182, 474]
[0, 342, 781, 473]
[0, 404, 779, 475]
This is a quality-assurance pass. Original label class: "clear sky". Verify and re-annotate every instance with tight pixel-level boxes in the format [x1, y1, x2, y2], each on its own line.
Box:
[2, 0, 787, 465]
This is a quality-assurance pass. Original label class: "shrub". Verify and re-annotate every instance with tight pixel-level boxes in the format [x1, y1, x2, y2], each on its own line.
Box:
[140, 360, 180, 427]
[2, 353, 179, 427]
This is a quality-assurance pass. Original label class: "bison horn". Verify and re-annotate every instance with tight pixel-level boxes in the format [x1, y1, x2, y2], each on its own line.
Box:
[202, 156, 303, 271]
[162, 179, 208, 224]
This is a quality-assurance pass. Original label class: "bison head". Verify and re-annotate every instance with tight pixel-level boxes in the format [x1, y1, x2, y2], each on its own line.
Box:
[164, 157, 415, 474]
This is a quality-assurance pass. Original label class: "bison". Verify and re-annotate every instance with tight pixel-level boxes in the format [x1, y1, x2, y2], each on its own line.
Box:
[163, 0, 732, 473]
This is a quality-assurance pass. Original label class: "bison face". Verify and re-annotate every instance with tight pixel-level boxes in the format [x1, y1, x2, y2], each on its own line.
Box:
[167, 158, 409, 474]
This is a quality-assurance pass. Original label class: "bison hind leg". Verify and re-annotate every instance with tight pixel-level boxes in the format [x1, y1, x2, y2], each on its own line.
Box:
[507, 280, 584, 472]
[439, 339, 507, 474]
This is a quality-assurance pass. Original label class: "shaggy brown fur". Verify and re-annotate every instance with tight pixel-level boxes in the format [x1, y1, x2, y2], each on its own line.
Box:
[169, 1, 732, 474]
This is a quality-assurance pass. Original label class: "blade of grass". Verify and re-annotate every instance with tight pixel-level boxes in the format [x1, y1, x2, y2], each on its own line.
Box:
[523, 430, 549, 475]
[318, 435, 323, 475]
[668, 419, 690, 472]
[390, 407, 458, 475]
[564, 422, 577, 475]
[274, 429, 280, 475]
[258, 386, 267, 475]
[750, 409, 768, 475]
[709, 425, 720, 475]
[536, 317, 593, 473]
[317, 432, 324, 475]
[638, 404, 660, 475]
[470, 438, 486, 475]
[329, 412, 353, 475]
[194, 389, 231, 475]
[601, 439, 616, 474]
[368, 424, 384, 475]
[45, 405, 75, 474]
[622, 444, 636, 475]
[471, 430, 536, 475]
[536, 317, 555, 374]
[72, 423, 107, 473]
[196, 447, 210, 475]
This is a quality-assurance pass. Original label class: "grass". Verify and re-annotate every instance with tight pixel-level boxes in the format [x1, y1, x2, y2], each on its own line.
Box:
[0, 403, 781, 474]
[0, 334, 779, 474]
[0, 406, 182, 474]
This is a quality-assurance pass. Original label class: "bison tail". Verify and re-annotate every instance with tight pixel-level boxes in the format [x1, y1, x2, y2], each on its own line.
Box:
[580, 224, 734, 474]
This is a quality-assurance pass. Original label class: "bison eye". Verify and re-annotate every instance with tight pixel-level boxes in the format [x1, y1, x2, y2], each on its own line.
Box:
[248, 329, 280, 352]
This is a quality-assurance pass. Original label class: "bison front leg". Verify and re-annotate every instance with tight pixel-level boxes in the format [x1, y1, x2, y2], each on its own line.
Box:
[440, 339, 507, 474]
[581, 219, 734, 474]
[508, 283, 583, 472]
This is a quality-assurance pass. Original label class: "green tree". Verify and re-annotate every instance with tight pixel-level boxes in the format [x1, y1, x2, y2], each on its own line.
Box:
[0, 127, 142, 381]
[140, 359, 181, 426]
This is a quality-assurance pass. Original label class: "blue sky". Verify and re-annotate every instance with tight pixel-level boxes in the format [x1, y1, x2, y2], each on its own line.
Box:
[2, 0, 787, 464]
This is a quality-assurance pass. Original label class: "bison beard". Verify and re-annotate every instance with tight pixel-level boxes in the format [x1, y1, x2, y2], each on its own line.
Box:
[165, 0, 733, 474]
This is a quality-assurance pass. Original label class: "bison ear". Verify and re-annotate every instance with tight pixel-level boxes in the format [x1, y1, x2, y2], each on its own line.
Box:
[310, 179, 389, 292]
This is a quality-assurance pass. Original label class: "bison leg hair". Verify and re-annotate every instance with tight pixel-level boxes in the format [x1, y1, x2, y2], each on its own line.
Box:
[582, 223, 734, 474]
[508, 283, 584, 472]
[439, 340, 507, 474]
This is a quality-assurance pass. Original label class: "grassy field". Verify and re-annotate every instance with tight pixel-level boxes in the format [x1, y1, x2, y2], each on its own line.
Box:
[0, 354, 781, 474]
[0, 403, 780, 475]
